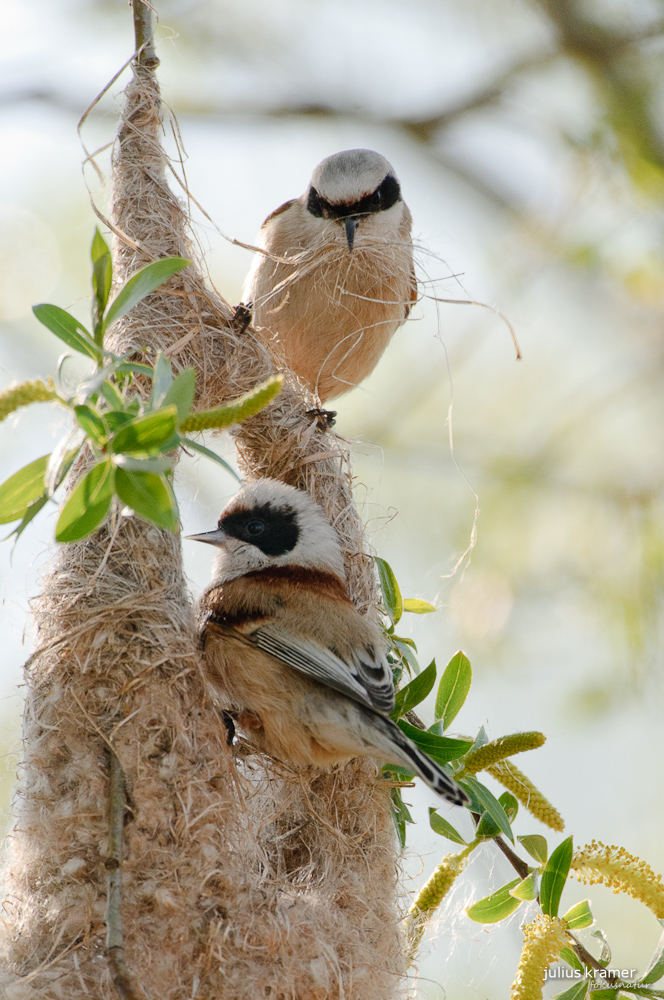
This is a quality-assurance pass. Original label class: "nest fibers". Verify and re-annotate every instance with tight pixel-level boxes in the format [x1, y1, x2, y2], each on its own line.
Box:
[0, 60, 405, 1000]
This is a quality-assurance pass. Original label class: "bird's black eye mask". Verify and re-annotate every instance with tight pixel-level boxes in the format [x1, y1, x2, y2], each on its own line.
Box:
[307, 173, 401, 220]
[220, 502, 300, 557]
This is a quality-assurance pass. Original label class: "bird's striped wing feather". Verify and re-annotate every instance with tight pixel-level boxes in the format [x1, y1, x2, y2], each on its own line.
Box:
[253, 624, 382, 711]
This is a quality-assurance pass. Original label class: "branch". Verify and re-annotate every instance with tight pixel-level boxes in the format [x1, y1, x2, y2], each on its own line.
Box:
[493, 834, 530, 879]
[132, 0, 159, 69]
[105, 751, 141, 1000]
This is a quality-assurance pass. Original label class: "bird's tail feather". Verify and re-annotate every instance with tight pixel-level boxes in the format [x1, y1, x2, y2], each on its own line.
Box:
[369, 712, 470, 808]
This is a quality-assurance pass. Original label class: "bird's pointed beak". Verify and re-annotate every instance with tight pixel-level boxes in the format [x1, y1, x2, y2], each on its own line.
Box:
[343, 216, 360, 252]
[186, 527, 228, 547]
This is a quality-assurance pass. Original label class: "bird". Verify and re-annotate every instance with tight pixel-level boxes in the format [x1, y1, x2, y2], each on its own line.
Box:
[241, 148, 417, 403]
[188, 479, 469, 807]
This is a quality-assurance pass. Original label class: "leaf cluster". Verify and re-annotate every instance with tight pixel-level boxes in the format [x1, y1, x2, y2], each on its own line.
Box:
[376, 557, 550, 851]
[0, 231, 282, 544]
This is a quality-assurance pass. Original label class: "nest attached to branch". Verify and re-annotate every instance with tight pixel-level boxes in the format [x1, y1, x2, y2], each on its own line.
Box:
[0, 55, 404, 1000]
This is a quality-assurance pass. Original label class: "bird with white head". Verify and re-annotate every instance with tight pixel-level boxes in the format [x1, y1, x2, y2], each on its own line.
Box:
[190, 480, 469, 807]
[242, 149, 417, 403]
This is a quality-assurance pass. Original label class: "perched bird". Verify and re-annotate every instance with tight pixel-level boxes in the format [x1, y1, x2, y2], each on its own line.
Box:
[242, 149, 417, 403]
[189, 480, 468, 807]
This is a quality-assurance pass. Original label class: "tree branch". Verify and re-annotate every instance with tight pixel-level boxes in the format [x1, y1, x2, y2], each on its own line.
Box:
[105, 750, 141, 1000]
[132, 0, 159, 69]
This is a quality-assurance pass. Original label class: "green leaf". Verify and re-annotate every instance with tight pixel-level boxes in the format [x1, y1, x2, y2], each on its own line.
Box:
[541, 835, 574, 917]
[474, 795, 517, 838]
[562, 899, 593, 930]
[0, 455, 49, 523]
[104, 256, 190, 328]
[509, 871, 538, 901]
[552, 980, 589, 1000]
[109, 405, 178, 456]
[382, 763, 414, 781]
[113, 455, 175, 474]
[393, 638, 420, 673]
[150, 353, 174, 409]
[6, 493, 49, 543]
[582, 992, 617, 1000]
[91, 228, 112, 342]
[74, 404, 108, 446]
[91, 227, 111, 266]
[390, 786, 413, 849]
[466, 878, 522, 923]
[393, 635, 417, 649]
[375, 556, 403, 624]
[475, 811, 503, 839]
[459, 776, 514, 842]
[114, 467, 178, 532]
[428, 807, 467, 845]
[392, 659, 437, 719]
[76, 359, 125, 402]
[435, 651, 472, 729]
[518, 834, 548, 864]
[33, 304, 101, 360]
[116, 361, 155, 377]
[560, 947, 586, 974]
[181, 437, 242, 483]
[45, 440, 83, 497]
[99, 380, 125, 410]
[105, 411, 134, 433]
[163, 366, 196, 421]
[499, 791, 518, 824]
[471, 725, 489, 750]
[402, 598, 436, 614]
[55, 460, 115, 542]
[397, 720, 472, 765]
[640, 931, 664, 985]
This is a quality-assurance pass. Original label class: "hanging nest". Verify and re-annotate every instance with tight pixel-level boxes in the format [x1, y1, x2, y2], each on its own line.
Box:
[0, 40, 404, 1000]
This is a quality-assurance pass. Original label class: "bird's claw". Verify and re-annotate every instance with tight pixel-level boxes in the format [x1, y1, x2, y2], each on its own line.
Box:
[231, 303, 252, 335]
[307, 407, 337, 429]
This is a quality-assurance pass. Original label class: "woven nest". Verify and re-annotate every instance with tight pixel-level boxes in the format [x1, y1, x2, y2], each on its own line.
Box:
[0, 59, 405, 1000]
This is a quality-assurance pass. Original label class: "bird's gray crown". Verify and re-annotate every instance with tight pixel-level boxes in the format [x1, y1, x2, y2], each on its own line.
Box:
[309, 149, 398, 204]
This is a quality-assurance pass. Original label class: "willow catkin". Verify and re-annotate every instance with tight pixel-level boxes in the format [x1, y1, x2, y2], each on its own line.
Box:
[486, 759, 564, 832]
[510, 915, 569, 1000]
[0, 56, 403, 1000]
[0, 379, 56, 423]
[572, 841, 664, 919]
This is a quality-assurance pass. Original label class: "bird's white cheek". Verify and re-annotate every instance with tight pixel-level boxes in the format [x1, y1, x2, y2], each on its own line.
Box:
[212, 539, 268, 582]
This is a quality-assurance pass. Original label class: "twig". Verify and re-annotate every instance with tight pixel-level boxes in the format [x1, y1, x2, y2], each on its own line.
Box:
[494, 834, 530, 879]
[105, 750, 142, 1000]
[132, 0, 159, 69]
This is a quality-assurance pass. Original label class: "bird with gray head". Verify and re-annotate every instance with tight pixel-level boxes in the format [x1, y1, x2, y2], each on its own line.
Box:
[242, 149, 417, 403]
[189, 479, 469, 808]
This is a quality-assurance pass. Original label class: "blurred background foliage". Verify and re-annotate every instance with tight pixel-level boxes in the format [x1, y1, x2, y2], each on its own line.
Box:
[1, 0, 664, 996]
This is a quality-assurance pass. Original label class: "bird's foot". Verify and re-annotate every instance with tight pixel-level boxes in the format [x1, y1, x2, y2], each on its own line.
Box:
[307, 407, 337, 429]
[231, 302, 252, 334]
[220, 710, 237, 746]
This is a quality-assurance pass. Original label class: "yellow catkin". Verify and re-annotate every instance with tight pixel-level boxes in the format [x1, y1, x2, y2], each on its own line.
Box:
[461, 732, 546, 775]
[486, 760, 564, 832]
[511, 914, 569, 1000]
[405, 851, 469, 962]
[572, 841, 664, 919]
[180, 375, 282, 432]
[0, 378, 56, 423]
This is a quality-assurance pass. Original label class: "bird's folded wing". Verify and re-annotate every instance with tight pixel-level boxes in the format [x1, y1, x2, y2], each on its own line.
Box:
[252, 624, 384, 711]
